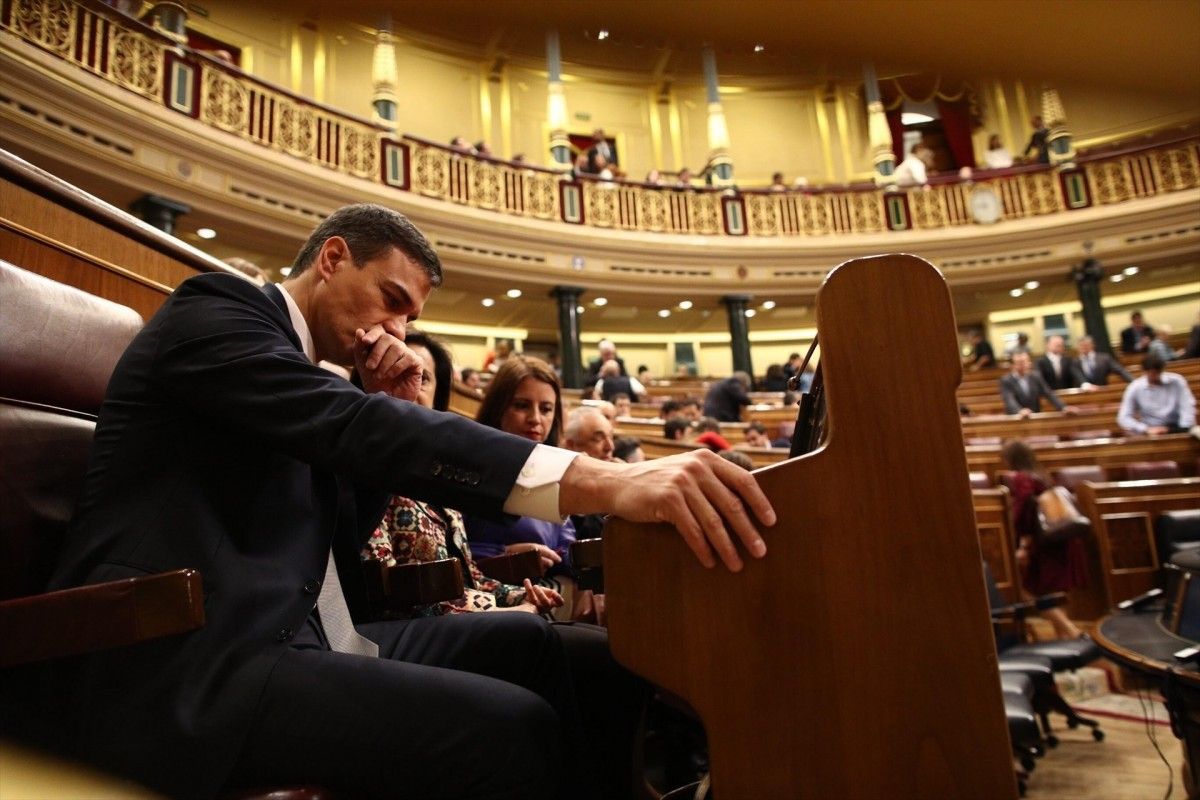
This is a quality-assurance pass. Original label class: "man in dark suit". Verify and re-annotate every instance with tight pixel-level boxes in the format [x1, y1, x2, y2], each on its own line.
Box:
[1000, 352, 1077, 417]
[1075, 334, 1133, 388]
[1035, 335, 1081, 390]
[584, 339, 627, 386]
[43, 204, 773, 800]
[703, 372, 753, 423]
[1120, 310, 1156, 354]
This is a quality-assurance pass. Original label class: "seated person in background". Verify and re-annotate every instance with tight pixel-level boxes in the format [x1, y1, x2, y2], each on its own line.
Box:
[465, 357, 580, 619]
[676, 167, 694, 187]
[1117, 354, 1197, 435]
[703, 371, 753, 422]
[781, 351, 804, 381]
[595, 358, 644, 402]
[1005, 332, 1032, 359]
[1149, 324, 1183, 362]
[693, 417, 733, 453]
[362, 330, 562, 616]
[613, 436, 644, 463]
[967, 330, 995, 371]
[1120, 310, 1155, 354]
[473, 140, 493, 157]
[1035, 335, 1081, 390]
[562, 407, 615, 541]
[448, 135, 473, 153]
[585, 339, 627, 385]
[1000, 352, 1077, 417]
[482, 337, 513, 373]
[740, 420, 774, 449]
[983, 133, 1014, 169]
[664, 417, 692, 441]
[644, 169, 664, 186]
[719, 450, 755, 471]
[611, 393, 633, 418]
[460, 366, 482, 391]
[659, 399, 683, 420]
[769, 171, 787, 191]
[637, 364, 652, 383]
[680, 397, 703, 421]
[999, 439, 1086, 639]
[563, 407, 615, 463]
[893, 143, 932, 187]
[571, 150, 593, 179]
[762, 363, 788, 392]
[1075, 335, 1132, 388]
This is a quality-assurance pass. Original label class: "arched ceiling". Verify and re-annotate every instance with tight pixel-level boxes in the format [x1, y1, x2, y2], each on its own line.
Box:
[253, 0, 1200, 94]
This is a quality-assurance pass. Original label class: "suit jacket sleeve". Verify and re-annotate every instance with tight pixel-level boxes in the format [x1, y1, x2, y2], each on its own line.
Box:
[1113, 358, 1134, 382]
[153, 276, 535, 517]
[1036, 376, 1065, 411]
[1000, 377, 1021, 415]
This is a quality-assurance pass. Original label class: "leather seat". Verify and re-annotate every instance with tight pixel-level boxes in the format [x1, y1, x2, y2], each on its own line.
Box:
[1126, 460, 1181, 480]
[1052, 465, 1106, 494]
[1157, 510, 1200, 563]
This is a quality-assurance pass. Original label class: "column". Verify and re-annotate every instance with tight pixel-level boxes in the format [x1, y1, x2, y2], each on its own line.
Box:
[1041, 86, 1076, 166]
[722, 295, 754, 380]
[131, 194, 190, 236]
[863, 63, 896, 184]
[1072, 258, 1113, 355]
[371, 20, 398, 128]
[702, 46, 733, 186]
[552, 286, 585, 389]
[546, 31, 571, 168]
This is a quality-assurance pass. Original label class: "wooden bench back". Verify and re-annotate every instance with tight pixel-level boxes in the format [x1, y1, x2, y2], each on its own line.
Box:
[603, 255, 1017, 799]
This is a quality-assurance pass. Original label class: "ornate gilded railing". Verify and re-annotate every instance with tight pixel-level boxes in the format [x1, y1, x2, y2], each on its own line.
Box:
[3, 0, 1199, 239]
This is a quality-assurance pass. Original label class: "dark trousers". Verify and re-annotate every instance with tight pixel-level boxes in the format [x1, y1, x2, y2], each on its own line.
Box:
[226, 613, 646, 800]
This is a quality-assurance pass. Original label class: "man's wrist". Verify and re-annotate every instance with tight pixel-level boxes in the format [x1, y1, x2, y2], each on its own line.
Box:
[558, 455, 623, 517]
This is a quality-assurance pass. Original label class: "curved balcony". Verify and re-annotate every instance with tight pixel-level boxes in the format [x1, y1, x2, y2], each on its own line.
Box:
[1, 0, 1198, 319]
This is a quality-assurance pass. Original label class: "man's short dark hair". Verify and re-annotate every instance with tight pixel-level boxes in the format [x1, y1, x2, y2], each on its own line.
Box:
[664, 418, 691, 440]
[612, 392, 630, 403]
[661, 400, 682, 416]
[461, 368, 477, 382]
[746, 421, 767, 434]
[1142, 353, 1166, 372]
[288, 204, 442, 286]
[681, 398, 700, 410]
[612, 436, 641, 461]
[696, 416, 721, 433]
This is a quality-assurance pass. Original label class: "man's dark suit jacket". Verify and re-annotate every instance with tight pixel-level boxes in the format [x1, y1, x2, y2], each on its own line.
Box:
[585, 355, 627, 387]
[999, 372, 1065, 414]
[1076, 352, 1133, 386]
[703, 378, 752, 422]
[1035, 354, 1082, 391]
[45, 275, 536, 798]
[1120, 324, 1156, 353]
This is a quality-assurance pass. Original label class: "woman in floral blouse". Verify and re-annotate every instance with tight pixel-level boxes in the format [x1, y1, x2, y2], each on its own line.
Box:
[361, 330, 562, 616]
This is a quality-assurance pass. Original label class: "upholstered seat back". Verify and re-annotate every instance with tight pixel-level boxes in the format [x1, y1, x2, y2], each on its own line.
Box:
[0, 260, 142, 414]
[1126, 460, 1181, 481]
[1053, 465, 1107, 494]
[0, 261, 143, 600]
[1158, 510, 1200, 562]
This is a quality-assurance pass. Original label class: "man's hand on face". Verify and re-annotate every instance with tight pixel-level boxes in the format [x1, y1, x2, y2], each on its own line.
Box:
[355, 325, 423, 401]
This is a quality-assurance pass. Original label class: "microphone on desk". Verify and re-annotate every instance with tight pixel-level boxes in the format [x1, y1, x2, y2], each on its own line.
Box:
[1117, 587, 1164, 611]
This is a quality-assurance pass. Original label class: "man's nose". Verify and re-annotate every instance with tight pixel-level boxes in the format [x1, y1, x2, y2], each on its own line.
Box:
[383, 318, 407, 338]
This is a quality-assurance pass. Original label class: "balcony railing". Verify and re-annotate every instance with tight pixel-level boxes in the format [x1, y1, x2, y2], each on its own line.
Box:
[4, 0, 1198, 239]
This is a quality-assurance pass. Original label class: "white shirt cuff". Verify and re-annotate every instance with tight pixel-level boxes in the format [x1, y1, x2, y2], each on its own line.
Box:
[503, 444, 579, 521]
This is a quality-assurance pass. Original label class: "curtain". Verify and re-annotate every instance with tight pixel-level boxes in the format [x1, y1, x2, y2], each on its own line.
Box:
[936, 98, 976, 169]
[886, 107, 906, 163]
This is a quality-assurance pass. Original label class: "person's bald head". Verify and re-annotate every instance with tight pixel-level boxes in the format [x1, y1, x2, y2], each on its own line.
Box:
[1046, 335, 1065, 355]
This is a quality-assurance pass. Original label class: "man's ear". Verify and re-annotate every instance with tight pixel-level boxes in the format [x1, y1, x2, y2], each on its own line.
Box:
[315, 236, 351, 281]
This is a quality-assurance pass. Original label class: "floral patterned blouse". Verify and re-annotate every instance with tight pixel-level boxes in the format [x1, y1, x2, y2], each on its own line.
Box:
[362, 495, 526, 616]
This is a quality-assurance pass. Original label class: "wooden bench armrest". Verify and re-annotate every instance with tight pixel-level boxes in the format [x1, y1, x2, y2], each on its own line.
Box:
[0, 569, 205, 668]
[571, 538, 605, 593]
[362, 558, 465, 615]
[476, 550, 546, 584]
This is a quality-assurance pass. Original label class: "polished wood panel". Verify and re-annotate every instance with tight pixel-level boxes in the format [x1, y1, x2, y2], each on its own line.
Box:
[968, 434, 1200, 482]
[973, 487, 1022, 606]
[605, 256, 1016, 799]
[1078, 478, 1200, 608]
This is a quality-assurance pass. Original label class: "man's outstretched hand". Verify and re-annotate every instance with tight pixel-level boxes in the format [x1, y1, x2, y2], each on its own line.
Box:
[559, 449, 775, 571]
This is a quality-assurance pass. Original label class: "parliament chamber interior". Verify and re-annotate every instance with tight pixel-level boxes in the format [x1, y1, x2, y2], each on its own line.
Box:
[1, 1, 1199, 798]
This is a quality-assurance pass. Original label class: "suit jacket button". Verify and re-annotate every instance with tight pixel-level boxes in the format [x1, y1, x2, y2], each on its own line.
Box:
[303, 580, 320, 595]
[277, 628, 294, 642]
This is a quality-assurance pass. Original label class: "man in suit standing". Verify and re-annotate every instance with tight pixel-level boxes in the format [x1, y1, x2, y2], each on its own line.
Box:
[587, 128, 616, 174]
[1075, 334, 1133, 389]
[1120, 310, 1156, 354]
[1000, 352, 1078, 417]
[42, 204, 773, 800]
[1035, 335, 1081, 390]
[585, 339, 626, 386]
[703, 372, 753, 423]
